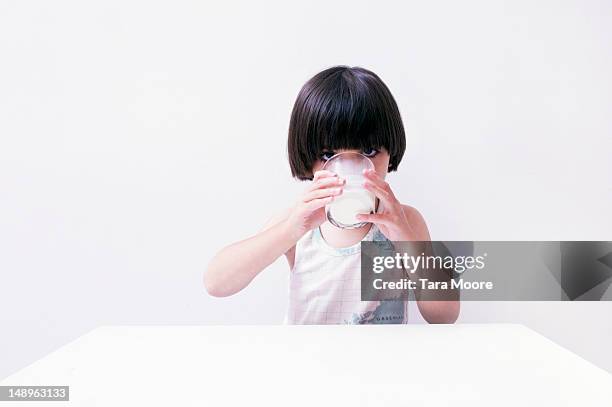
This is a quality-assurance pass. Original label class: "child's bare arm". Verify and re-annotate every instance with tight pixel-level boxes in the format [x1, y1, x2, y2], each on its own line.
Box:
[356, 169, 460, 323]
[405, 206, 460, 324]
[204, 170, 344, 297]
[204, 212, 297, 297]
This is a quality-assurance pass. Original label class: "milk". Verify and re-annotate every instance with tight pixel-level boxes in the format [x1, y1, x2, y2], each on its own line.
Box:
[326, 176, 375, 228]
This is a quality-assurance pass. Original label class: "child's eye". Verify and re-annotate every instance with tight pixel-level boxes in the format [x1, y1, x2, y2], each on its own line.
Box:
[320, 151, 335, 162]
[362, 148, 379, 158]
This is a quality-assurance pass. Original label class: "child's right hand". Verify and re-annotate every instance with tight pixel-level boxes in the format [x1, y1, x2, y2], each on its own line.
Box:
[285, 170, 345, 241]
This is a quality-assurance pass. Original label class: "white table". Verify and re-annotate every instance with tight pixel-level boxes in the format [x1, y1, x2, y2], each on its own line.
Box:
[2, 324, 611, 406]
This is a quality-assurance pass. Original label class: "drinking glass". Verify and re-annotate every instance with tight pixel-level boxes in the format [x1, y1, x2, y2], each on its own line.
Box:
[322, 152, 376, 229]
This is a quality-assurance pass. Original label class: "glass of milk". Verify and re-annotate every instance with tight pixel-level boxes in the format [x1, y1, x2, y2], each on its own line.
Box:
[322, 152, 376, 229]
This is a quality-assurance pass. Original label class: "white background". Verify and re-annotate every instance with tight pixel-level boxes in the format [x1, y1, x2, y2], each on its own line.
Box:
[0, 0, 611, 379]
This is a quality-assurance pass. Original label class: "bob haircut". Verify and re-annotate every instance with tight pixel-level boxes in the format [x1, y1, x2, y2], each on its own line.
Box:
[288, 66, 406, 180]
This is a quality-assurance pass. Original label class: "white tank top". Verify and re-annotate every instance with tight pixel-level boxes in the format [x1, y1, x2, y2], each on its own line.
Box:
[285, 223, 408, 324]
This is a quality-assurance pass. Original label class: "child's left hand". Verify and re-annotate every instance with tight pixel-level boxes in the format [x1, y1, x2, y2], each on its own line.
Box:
[356, 169, 419, 241]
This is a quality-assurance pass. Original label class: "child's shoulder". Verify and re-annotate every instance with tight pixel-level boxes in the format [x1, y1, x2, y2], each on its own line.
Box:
[400, 204, 431, 240]
[400, 204, 425, 222]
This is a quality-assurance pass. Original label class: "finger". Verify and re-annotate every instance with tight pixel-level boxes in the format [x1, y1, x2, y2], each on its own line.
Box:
[363, 181, 395, 208]
[363, 169, 391, 192]
[307, 175, 345, 193]
[305, 196, 334, 211]
[303, 187, 343, 203]
[313, 170, 337, 181]
[356, 212, 394, 227]
[363, 169, 398, 200]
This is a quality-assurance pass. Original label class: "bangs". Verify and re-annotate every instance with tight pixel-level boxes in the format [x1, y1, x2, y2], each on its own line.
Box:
[288, 66, 405, 180]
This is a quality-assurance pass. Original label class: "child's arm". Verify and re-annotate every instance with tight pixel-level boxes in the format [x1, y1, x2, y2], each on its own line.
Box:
[204, 213, 296, 297]
[356, 169, 460, 323]
[404, 207, 460, 324]
[204, 170, 345, 297]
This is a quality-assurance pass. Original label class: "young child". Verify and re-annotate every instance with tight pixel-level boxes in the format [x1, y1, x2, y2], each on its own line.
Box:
[205, 66, 459, 324]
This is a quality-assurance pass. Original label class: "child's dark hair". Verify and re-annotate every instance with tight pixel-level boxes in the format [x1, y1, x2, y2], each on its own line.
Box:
[287, 66, 406, 180]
